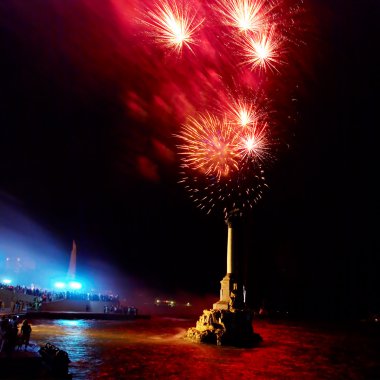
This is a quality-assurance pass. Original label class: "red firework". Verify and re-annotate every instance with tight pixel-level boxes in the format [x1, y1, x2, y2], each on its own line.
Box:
[126, 0, 308, 216]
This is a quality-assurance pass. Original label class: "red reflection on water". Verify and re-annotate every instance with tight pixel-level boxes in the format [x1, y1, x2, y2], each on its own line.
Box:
[31, 316, 380, 379]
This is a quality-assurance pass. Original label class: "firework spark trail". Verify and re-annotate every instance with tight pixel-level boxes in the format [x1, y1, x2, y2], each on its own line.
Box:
[140, 0, 204, 54]
[179, 162, 267, 216]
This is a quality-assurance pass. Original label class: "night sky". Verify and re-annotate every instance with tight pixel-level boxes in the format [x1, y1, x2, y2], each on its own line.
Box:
[0, 0, 378, 320]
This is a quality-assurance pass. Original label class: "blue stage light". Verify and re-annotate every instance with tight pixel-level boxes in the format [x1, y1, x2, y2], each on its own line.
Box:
[69, 281, 82, 290]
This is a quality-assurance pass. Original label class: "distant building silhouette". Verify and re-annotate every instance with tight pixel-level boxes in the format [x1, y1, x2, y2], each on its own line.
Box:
[67, 240, 77, 279]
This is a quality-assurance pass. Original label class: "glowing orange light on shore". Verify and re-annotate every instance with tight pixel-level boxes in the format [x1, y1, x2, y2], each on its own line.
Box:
[142, 0, 204, 53]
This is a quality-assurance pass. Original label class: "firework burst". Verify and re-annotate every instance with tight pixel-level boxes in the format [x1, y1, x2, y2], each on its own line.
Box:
[213, 0, 269, 34]
[236, 120, 270, 163]
[176, 112, 240, 180]
[179, 160, 267, 216]
[226, 96, 268, 127]
[140, 0, 204, 54]
[176, 106, 270, 216]
[239, 26, 283, 72]
[228, 99, 258, 127]
[223, 96, 271, 162]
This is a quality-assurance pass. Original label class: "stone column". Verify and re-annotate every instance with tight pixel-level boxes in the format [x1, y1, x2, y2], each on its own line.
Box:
[213, 218, 235, 310]
[227, 221, 233, 275]
[213, 208, 247, 311]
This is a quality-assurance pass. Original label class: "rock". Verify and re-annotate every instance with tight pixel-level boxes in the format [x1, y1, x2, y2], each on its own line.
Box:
[185, 308, 262, 347]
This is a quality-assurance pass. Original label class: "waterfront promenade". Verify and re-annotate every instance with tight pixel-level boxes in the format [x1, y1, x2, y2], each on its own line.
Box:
[1, 309, 149, 321]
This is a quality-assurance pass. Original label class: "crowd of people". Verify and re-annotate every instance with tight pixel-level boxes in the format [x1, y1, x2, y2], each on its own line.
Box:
[0, 282, 140, 316]
[0, 282, 119, 311]
[0, 315, 32, 356]
[103, 304, 137, 315]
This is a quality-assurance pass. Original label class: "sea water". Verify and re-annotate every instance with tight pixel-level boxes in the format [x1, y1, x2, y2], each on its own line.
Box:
[30, 315, 380, 379]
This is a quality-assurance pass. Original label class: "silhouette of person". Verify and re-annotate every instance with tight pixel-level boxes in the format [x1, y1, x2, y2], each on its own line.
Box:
[0, 316, 9, 352]
[3, 317, 18, 356]
[20, 319, 32, 351]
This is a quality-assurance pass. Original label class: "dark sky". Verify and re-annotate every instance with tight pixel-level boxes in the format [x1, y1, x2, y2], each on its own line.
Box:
[0, 0, 379, 319]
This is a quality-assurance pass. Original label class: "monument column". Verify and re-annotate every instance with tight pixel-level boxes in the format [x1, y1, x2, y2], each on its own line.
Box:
[213, 215, 236, 310]
[227, 221, 233, 275]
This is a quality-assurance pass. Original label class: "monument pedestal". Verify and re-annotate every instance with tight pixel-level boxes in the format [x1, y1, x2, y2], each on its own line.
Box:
[212, 274, 233, 310]
[185, 307, 262, 347]
[185, 275, 262, 347]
